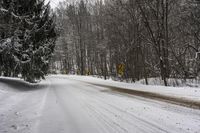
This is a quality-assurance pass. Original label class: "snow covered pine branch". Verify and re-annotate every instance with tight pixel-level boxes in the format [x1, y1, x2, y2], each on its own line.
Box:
[0, 1, 57, 83]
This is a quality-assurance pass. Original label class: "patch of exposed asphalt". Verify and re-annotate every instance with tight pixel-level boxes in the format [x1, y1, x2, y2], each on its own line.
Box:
[66, 78, 200, 110]
[91, 83, 200, 110]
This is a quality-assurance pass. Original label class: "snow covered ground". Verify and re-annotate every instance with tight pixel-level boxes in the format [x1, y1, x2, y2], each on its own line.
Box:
[0, 75, 200, 133]
[63, 75, 200, 101]
[137, 78, 200, 87]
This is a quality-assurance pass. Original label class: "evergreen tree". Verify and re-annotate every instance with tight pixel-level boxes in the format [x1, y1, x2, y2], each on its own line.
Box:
[0, 0, 57, 82]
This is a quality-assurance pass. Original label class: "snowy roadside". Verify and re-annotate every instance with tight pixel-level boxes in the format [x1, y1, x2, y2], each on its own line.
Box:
[1, 76, 200, 133]
[0, 77, 50, 133]
[51, 75, 200, 107]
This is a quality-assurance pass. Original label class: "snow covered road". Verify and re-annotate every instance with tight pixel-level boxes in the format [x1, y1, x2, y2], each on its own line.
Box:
[0, 76, 200, 133]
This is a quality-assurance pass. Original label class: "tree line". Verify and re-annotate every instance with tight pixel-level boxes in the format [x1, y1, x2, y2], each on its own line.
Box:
[52, 0, 200, 86]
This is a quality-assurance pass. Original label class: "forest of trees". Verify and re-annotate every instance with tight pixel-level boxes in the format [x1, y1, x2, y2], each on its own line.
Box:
[0, 0, 56, 82]
[0, 0, 200, 85]
[52, 0, 200, 86]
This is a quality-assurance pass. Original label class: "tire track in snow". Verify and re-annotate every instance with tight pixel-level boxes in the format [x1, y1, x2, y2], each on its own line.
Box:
[70, 83, 170, 133]
[70, 82, 200, 133]
[33, 80, 50, 133]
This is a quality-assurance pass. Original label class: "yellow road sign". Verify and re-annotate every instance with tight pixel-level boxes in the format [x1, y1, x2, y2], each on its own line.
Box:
[117, 64, 125, 76]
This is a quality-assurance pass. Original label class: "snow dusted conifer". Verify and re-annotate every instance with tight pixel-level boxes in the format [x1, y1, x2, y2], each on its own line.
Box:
[0, 0, 57, 82]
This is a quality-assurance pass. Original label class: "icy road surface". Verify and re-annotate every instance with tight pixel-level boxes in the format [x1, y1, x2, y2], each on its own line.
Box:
[0, 76, 200, 133]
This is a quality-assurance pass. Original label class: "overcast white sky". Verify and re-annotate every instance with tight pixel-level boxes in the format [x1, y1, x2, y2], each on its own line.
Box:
[46, 0, 65, 8]
[47, 0, 100, 8]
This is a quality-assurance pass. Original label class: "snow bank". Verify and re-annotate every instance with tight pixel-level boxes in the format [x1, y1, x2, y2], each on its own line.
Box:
[0, 77, 47, 92]
[138, 78, 200, 87]
[50, 75, 200, 102]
